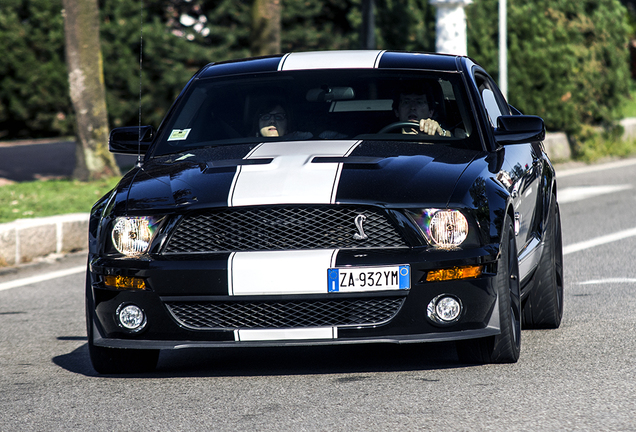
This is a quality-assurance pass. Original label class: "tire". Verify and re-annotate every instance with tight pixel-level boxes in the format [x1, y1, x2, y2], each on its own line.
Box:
[522, 197, 564, 329]
[456, 214, 521, 364]
[86, 270, 159, 374]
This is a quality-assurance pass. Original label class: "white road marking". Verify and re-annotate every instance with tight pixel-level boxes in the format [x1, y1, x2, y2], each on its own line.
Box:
[558, 185, 632, 204]
[0, 265, 85, 292]
[557, 158, 636, 178]
[563, 227, 636, 255]
[578, 278, 636, 285]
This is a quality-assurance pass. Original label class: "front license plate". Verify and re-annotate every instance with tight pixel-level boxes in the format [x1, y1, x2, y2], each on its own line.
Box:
[327, 265, 410, 292]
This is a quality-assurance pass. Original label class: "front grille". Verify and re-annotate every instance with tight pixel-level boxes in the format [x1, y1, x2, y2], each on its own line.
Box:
[164, 296, 406, 330]
[163, 206, 406, 253]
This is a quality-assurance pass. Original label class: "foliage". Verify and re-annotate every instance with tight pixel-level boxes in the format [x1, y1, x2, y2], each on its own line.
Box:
[100, 0, 252, 129]
[282, 0, 359, 51]
[374, 0, 436, 52]
[0, 0, 74, 139]
[0, 176, 119, 223]
[467, 0, 632, 136]
[569, 124, 636, 162]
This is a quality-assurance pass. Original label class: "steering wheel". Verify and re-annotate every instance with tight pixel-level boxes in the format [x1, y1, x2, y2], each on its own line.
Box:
[378, 121, 424, 134]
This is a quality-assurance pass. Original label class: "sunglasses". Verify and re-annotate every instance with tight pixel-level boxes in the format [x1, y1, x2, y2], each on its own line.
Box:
[259, 113, 286, 122]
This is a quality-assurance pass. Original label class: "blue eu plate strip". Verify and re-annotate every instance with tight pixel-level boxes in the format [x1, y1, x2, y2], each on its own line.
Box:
[398, 265, 410, 289]
[328, 268, 340, 292]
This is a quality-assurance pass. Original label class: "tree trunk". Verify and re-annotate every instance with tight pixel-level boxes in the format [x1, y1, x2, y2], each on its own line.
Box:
[62, 0, 120, 181]
[251, 0, 281, 57]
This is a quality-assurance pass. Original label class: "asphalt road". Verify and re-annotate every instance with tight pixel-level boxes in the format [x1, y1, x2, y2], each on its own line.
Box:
[0, 139, 137, 182]
[1, 158, 636, 431]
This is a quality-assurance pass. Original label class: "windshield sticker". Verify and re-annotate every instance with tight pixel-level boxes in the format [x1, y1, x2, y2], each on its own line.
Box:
[168, 129, 191, 141]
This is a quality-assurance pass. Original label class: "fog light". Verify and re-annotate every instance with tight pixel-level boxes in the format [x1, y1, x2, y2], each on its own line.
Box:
[427, 295, 462, 324]
[116, 304, 147, 332]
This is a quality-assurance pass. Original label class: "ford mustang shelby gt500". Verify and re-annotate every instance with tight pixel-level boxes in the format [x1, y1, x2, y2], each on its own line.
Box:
[87, 50, 563, 373]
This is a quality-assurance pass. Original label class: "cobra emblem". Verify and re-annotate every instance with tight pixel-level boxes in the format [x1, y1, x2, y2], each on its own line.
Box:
[353, 214, 368, 240]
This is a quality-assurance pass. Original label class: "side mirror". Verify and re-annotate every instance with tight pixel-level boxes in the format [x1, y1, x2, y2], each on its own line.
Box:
[494, 115, 545, 145]
[109, 125, 154, 154]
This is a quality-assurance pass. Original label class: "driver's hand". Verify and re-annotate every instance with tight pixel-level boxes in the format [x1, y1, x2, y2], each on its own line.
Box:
[419, 119, 443, 136]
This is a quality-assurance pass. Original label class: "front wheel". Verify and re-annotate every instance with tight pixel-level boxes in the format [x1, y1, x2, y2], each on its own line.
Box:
[456, 214, 521, 364]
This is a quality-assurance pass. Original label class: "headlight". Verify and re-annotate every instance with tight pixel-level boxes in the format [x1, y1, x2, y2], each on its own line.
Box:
[409, 209, 469, 248]
[111, 216, 160, 256]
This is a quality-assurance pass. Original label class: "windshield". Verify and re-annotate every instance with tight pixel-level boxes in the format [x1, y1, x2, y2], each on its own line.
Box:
[152, 69, 480, 156]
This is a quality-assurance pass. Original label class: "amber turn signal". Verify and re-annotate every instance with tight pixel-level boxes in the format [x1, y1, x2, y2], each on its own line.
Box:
[104, 275, 147, 290]
[426, 265, 483, 282]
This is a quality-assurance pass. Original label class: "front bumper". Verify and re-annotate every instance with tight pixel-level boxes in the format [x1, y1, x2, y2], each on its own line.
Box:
[88, 246, 501, 349]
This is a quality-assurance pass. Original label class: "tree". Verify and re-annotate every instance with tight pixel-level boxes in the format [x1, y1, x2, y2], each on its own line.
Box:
[251, 0, 281, 56]
[281, 0, 359, 51]
[63, 0, 120, 180]
[374, 0, 436, 52]
[0, 0, 74, 139]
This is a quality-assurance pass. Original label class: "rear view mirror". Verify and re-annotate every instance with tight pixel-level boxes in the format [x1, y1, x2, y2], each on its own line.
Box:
[494, 115, 545, 145]
[306, 87, 355, 102]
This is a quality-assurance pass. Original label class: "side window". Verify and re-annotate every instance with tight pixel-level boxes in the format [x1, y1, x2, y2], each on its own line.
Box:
[475, 73, 509, 128]
[482, 89, 501, 127]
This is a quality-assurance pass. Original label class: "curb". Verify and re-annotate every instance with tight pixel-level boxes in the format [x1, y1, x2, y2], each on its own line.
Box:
[543, 132, 571, 162]
[542, 118, 636, 162]
[0, 213, 88, 267]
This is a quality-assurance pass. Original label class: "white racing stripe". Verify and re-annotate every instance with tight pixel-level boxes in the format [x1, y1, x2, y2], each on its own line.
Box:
[228, 250, 338, 296]
[0, 265, 85, 292]
[279, 50, 385, 70]
[235, 327, 337, 342]
[229, 140, 360, 207]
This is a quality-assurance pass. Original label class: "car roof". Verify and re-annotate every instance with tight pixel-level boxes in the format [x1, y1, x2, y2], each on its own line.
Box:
[197, 51, 463, 79]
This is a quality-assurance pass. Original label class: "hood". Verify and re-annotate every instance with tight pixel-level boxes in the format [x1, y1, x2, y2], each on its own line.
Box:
[120, 140, 482, 213]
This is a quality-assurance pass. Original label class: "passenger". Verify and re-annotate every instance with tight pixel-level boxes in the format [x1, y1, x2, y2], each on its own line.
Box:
[256, 102, 288, 137]
[253, 100, 312, 139]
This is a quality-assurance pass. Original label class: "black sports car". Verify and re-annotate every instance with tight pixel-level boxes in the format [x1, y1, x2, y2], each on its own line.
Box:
[87, 51, 563, 373]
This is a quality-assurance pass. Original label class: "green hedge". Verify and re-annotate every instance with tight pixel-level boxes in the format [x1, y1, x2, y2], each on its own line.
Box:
[467, 0, 632, 135]
[0, 0, 73, 139]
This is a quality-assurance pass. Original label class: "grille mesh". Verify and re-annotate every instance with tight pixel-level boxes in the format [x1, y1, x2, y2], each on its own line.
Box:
[165, 296, 405, 330]
[163, 206, 405, 253]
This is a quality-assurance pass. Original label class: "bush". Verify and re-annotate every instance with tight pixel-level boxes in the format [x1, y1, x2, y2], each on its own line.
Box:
[0, 0, 74, 139]
[467, 0, 632, 136]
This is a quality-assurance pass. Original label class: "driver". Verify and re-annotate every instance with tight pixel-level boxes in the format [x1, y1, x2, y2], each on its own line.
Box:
[393, 86, 451, 137]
